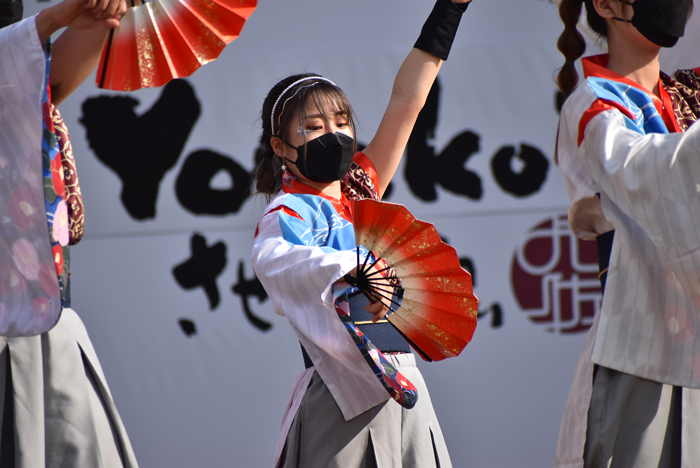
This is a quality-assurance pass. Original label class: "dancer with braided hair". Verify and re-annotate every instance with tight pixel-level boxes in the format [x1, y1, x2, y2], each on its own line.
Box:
[554, 0, 700, 466]
[251, 1, 473, 466]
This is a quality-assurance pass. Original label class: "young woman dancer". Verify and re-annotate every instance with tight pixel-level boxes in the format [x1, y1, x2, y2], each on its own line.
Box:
[555, 0, 700, 466]
[251, 1, 472, 466]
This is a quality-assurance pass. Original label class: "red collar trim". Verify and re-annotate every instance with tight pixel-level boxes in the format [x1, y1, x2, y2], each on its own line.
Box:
[582, 55, 680, 133]
[582, 55, 652, 93]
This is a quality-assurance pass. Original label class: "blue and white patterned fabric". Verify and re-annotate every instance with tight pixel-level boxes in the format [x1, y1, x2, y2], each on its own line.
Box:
[278, 193, 359, 252]
[587, 77, 669, 135]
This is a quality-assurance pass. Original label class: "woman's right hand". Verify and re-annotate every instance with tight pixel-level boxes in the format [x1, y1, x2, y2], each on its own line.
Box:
[36, 0, 127, 43]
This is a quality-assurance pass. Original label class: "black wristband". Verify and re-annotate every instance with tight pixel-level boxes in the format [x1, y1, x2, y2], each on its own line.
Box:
[0, 1, 22, 29]
[414, 0, 469, 61]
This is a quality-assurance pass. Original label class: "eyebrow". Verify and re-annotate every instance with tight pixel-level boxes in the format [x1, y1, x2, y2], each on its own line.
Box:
[305, 110, 348, 120]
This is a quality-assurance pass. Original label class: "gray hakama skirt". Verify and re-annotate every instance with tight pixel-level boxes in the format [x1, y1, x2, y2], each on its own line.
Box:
[0, 308, 138, 468]
[584, 365, 700, 468]
[279, 353, 452, 468]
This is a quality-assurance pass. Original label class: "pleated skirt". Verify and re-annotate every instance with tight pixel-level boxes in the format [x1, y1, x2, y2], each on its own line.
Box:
[0, 308, 138, 468]
[279, 353, 452, 468]
[583, 365, 700, 468]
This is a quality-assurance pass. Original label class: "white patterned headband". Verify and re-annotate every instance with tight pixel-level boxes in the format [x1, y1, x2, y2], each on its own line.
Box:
[270, 76, 338, 135]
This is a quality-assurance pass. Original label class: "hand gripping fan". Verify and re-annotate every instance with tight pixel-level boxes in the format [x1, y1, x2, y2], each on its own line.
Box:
[96, 0, 257, 91]
[346, 199, 479, 362]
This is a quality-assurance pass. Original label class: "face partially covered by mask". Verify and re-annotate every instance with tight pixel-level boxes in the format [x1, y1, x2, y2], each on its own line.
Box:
[614, 0, 691, 47]
[284, 132, 355, 183]
[0, 0, 22, 29]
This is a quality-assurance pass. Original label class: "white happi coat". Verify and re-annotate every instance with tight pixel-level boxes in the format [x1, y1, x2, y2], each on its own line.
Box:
[555, 55, 700, 467]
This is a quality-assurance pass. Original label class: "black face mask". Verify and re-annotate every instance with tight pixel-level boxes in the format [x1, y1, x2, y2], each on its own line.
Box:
[613, 0, 690, 47]
[0, 0, 22, 29]
[284, 132, 355, 183]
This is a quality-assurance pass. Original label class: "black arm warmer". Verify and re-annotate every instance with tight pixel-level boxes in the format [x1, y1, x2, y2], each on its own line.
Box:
[413, 0, 469, 61]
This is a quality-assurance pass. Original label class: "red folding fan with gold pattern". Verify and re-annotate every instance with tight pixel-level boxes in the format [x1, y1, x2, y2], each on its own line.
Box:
[345, 198, 479, 362]
[96, 0, 256, 91]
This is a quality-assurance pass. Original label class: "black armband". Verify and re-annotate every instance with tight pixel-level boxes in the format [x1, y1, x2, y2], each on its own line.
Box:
[414, 0, 469, 61]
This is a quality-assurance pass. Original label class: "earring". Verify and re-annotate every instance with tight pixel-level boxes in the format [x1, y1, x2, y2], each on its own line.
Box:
[280, 158, 294, 188]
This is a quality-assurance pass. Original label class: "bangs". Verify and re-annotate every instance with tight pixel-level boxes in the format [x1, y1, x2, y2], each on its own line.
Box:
[292, 82, 357, 146]
[304, 84, 352, 121]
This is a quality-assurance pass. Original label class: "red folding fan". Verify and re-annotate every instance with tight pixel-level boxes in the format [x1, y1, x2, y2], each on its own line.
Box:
[96, 0, 257, 91]
[345, 199, 479, 362]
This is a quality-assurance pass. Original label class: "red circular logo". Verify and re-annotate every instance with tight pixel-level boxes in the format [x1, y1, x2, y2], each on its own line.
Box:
[512, 215, 600, 334]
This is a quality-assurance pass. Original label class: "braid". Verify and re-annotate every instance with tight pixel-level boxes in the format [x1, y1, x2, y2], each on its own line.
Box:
[557, 0, 587, 98]
[555, 0, 609, 163]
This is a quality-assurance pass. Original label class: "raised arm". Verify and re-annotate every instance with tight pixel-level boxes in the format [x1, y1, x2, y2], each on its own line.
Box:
[34, 0, 127, 105]
[363, 0, 472, 196]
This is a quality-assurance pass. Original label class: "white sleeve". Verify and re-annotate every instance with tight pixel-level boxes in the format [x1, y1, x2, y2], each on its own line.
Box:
[581, 109, 700, 306]
[251, 210, 389, 420]
[0, 16, 44, 98]
[557, 87, 616, 240]
[0, 17, 63, 337]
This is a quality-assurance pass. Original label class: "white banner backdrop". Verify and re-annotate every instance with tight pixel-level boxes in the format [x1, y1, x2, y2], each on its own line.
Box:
[19, 0, 700, 466]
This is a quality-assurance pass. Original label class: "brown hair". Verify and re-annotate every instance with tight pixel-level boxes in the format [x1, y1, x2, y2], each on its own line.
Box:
[556, 0, 609, 98]
[255, 73, 358, 199]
